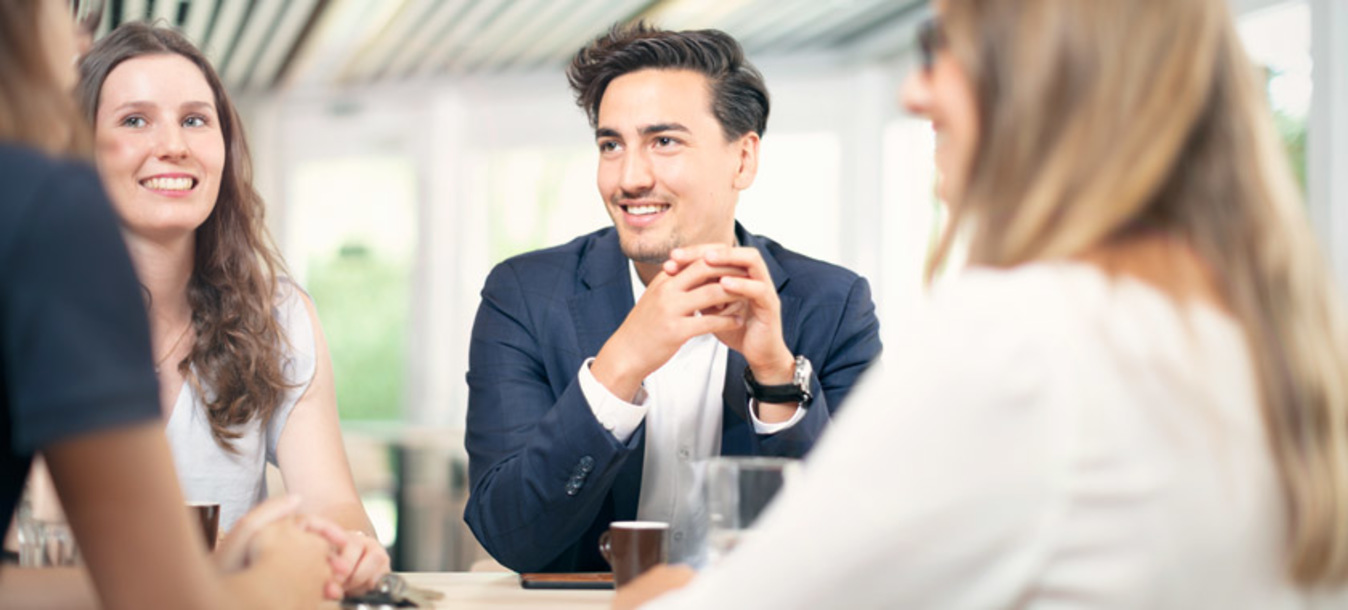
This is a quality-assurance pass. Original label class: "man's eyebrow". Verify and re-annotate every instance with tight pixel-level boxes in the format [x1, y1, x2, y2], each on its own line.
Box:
[639, 123, 690, 136]
[595, 127, 621, 140]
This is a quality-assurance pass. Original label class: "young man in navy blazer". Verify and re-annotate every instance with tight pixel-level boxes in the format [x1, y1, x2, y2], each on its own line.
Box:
[463, 22, 883, 573]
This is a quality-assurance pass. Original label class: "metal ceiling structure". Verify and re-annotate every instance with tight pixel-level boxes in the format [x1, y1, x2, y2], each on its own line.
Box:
[92, 0, 928, 93]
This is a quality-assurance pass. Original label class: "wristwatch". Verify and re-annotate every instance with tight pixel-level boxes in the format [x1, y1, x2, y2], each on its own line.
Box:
[743, 355, 813, 407]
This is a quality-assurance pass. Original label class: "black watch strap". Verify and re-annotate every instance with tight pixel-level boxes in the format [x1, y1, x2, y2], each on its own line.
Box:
[743, 355, 813, 406]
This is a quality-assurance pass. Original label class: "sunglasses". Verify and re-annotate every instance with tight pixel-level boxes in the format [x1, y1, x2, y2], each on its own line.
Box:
[917, 16, 945, 72]
[69, 0, 104, 38]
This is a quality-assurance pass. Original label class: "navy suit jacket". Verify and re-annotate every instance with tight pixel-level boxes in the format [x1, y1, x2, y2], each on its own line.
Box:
[463, 223, 882, 572]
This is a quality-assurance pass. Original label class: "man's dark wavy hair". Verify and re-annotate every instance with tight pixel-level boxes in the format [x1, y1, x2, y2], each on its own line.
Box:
[566, 22, 770, 140]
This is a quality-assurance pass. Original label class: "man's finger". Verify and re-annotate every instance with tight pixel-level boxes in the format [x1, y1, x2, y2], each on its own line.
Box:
[664, 244, 736, 276]
[685, 312, 744, 337]
[705, 247, 771, 281]
[719, 275, 775, 307]
[663, 259, 750, 292]
[681, 281, 742, 315]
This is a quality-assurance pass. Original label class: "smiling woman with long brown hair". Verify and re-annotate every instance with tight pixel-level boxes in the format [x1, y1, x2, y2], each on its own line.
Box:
[617, 0, 1348, 607]
[71, 21, 389, 593]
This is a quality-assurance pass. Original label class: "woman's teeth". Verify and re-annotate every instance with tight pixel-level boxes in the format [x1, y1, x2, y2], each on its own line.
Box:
[141, 177, 193, 191]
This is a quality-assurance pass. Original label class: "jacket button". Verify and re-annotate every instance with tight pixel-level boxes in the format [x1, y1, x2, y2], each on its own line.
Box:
[579, 456, 595, 472]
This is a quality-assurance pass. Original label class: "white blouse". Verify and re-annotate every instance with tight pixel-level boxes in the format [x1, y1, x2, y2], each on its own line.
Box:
[646, 262, 1348, 609]
[165, 281, 315, 532]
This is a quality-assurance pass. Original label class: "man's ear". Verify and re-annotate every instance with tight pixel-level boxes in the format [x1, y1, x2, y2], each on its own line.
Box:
[731, 132, 760, 191]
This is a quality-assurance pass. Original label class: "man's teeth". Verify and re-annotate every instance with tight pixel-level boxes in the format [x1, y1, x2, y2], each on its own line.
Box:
[626, 204, 665, 216]
[141, 177, 193, 191]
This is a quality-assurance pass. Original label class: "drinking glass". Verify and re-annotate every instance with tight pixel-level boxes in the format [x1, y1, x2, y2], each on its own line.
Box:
[17, 512, 80, 567]
[703, 456, 798, 565]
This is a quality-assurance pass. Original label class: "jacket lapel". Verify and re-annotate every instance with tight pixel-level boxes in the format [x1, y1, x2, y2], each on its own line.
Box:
[567, 230, 644, 519]
[568, 230, 634, 361]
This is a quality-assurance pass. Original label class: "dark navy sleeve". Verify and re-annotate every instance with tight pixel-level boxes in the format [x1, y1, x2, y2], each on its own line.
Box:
[1, 155, 160, 453]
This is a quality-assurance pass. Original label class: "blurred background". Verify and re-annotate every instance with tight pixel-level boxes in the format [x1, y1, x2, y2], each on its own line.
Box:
[85, 0, 1347, 570]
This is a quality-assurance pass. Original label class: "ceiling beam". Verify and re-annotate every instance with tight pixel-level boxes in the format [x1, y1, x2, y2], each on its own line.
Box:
[375, 0, 474, 81]
[412, 1, 510, 77]
[444, 0, 554, 73]
[150, 0, 179, 27]
[339, 0, 434, 83]
[201, 0, 251, 68]
[462, 0, 582, 73]
[246, 0, 323, 90]
[180, 0, 219, 47]
[506, 0, 653, 71]
[221, 0, 286, 89]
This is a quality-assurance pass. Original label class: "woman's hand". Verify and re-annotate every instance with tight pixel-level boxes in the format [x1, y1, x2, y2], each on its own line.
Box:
[214, 496, 302, 572]
[245, 516, 339, 602]
[333, 529, 391, 594]
[215, 496, 351, 600]
[300, 515, 389, 595]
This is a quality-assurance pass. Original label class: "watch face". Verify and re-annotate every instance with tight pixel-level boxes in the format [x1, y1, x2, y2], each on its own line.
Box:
[793, 356, 812, 390]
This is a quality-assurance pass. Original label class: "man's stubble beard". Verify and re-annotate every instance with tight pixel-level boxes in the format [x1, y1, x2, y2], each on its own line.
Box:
[619, 229, 681, 266]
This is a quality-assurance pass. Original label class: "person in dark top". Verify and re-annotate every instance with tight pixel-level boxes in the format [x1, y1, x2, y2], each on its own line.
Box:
[0, 1, 339, 607]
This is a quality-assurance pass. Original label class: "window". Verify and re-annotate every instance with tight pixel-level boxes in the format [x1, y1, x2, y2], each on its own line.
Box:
[1239, 0, 1312, 189]
[286, 155, 418, 422]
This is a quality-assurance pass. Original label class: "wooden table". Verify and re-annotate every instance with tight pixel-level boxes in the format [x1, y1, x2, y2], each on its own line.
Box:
[343, 572, 613, 609]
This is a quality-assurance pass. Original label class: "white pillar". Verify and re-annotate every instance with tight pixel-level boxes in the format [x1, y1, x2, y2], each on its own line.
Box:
[1308, 0, 1348, 286]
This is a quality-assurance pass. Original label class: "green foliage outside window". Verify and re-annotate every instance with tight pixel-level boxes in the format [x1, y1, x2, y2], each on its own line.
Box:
[1274, 109, 1308, 192]
[305, 243, 410, 421]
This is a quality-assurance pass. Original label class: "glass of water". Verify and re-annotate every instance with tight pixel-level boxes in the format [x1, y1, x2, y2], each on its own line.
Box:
[16, 500, 80, 567]
[702, 456, 798, 566]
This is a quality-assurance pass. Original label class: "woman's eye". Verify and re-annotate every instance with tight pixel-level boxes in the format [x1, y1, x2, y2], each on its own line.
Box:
[183, 116, 208, 128]
[121, 116, 147, 128]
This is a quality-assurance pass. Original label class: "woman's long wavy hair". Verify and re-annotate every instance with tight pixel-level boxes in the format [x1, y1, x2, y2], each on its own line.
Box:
[0, 0, 90, 155]
[930, 0, 1348, 585]
[77, 22, 291, 452]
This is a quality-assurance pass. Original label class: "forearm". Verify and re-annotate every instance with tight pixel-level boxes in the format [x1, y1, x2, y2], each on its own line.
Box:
[45, 425, 227, 610]
[219, 561, 315, 610]
[0, 567, 99, 610]
[313, 502, 376, 538]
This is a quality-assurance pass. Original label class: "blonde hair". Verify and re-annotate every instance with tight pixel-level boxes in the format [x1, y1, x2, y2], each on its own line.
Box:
[0, 0, 89, 155]
[930, 0, 1348, 585]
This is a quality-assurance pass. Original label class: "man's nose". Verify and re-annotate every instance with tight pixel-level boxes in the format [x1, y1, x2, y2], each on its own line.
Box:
[619, 149, 655, 193]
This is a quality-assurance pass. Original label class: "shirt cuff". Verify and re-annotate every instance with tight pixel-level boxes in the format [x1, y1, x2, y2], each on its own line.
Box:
[748, 398, 807, 435]
[578, 357, 648, 442]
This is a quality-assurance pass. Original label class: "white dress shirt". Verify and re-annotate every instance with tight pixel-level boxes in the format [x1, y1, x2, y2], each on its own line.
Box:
[643, 262, 1348, 609]
[577, 261, 805, 562]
